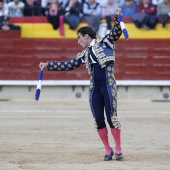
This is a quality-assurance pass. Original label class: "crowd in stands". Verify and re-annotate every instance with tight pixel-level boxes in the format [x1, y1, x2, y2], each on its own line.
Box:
[0, 0, 170, 31]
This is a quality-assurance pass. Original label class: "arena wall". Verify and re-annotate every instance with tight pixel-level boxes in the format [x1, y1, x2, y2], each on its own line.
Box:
[0, 17, 170, 100]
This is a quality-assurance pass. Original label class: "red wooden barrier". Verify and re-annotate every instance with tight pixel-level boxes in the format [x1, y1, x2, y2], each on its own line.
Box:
[0, 31, 170, 80]
[9, 16, 170, 24]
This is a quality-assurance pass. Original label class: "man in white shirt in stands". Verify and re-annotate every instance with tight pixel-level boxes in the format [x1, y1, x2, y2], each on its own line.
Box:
[8, 0, 25, 17]
[83, 0, 101, 33]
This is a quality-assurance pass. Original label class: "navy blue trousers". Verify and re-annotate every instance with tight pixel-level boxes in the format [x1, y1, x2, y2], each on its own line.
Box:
[89, 63, 121, 130]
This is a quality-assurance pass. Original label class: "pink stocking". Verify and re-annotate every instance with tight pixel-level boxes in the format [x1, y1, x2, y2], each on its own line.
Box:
[111, 128, 122, 154]
[98, 127, 112, 155]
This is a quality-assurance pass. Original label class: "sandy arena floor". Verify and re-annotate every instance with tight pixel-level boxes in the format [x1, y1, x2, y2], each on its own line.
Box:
[0, 98, 170, 170]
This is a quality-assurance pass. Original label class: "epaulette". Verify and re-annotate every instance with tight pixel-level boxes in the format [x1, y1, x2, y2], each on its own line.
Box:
[77, 49, 87, 59]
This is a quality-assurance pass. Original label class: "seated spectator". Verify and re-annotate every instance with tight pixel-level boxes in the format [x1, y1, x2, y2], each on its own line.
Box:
[64, 0, 83, 30]
[101, 0, 118, 30]
[46, 0, 64, 30]
[0, 16, 21, 30]
[24, 0, 42, 16]
[0, 0, 8, 17]
[121, 0, 137, 17]
[157, 0, 170, 27]
[8, 0, 25, 17]
[132, 0, 158, 29]
[83, 0, 101, 32]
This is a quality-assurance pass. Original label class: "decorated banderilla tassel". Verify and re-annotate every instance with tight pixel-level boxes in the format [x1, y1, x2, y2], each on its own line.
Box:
[118, 13, 129, 40]
[35, 69, 44, 101]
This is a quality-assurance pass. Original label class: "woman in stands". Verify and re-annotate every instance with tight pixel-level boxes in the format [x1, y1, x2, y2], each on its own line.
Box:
[45, 0, 64, 30]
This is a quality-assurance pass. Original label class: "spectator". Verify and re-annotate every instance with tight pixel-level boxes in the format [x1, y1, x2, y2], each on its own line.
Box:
[64, 0, 83, 30]
[132, 0, 158, 29]
[8, 0, 25, 17]
[0, 0, 8, 17]
[157, 0, 170, 27]
[121, 0, 137, 17]
[101, 0, 118, 30]
[46, 0, 64, 30]
[24, 0, 42, 16]
[0, 16, 21, 30]
[83, 0, 101, 32]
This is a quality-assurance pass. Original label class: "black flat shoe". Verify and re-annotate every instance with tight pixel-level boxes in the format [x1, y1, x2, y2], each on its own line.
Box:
[104, 148, 114, 161]
[115, 153, 124, 160]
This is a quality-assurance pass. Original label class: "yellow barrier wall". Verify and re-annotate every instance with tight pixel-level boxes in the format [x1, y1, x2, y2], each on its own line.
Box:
[15, 22, 170, 39]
